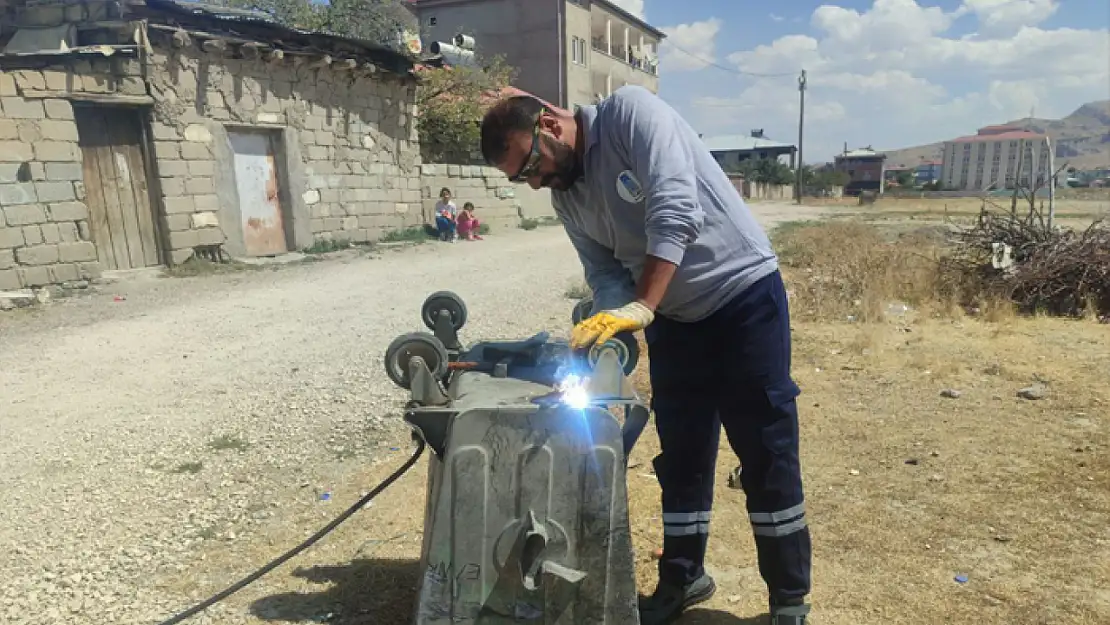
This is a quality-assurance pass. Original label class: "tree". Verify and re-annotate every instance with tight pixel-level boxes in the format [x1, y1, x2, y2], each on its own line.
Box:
[799, 165, 848, 194]
[416, 57, 516, 163]
[895, 170, 916, 188]
[222, 0, 323, 30]
[322, 0, 416, 48]
[756, 157, 796, 185]
[221, 0, 416, 51]
[735, 157, 795, 185]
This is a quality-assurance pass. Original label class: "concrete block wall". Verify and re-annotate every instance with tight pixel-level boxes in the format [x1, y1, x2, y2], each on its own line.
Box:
[419, 164, 556, 230]
[145, 45, 423, 259]
[0, 79, 99, 291]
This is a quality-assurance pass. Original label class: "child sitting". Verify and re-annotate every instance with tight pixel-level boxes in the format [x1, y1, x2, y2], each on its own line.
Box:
[434, 187, 457, 242]
[457, 202, 483, 241]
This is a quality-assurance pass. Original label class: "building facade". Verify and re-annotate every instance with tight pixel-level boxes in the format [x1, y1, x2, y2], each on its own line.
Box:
[915, 161, 942, 185]
[1, 0, 424, 292]
[702, 130, 798, 172]
[939, 126, 1052, 191]
[833, 147, 886, 195]
[410, 0, 663, 110]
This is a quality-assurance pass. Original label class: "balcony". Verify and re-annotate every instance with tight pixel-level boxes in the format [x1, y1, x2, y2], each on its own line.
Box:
[590, 38, 657, 75]
[589, 14, 659, 76]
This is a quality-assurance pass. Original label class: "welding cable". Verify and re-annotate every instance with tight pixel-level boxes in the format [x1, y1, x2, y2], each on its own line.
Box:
[155, 436, 427, 625]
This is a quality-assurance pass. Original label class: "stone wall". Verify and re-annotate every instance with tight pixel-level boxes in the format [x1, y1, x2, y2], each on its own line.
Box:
[419, 163, 556, 229]
[0, 24, 420, 291]
[146, 44, 422, 261]
[0, 76, 99, 291]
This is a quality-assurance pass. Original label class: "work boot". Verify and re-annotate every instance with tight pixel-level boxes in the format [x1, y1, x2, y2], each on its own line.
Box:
[638, 574, 716, 625]
[770, 599, 812, 625]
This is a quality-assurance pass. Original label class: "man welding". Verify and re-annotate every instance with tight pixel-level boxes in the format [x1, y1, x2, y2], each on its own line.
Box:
[479, 86, 812, 625]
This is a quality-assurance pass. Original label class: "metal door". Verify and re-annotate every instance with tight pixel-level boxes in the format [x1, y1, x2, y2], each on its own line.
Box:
[228, 131, 288, 256]
[74, 107, 161, 270]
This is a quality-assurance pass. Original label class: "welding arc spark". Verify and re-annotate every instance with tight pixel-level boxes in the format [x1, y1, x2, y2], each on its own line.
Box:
[557, 374, 591, 410]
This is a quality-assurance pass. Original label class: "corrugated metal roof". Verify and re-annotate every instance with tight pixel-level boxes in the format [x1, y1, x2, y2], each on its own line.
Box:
[702, 134, 795, 151]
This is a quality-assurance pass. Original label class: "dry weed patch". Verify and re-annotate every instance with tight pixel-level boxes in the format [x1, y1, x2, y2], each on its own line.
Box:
[623, 316, 1109, 624]
[774, 220, 950, 322]
[616, 219, 1110, 623]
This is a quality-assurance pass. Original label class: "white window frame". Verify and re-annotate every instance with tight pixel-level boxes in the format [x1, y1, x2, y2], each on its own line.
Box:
[571, 37, 587, 66]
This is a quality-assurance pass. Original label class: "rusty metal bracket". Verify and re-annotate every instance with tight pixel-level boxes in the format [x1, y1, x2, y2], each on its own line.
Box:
[408, 355, 449, 407]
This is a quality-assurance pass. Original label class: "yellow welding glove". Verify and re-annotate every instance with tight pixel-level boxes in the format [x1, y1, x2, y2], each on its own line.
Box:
[570, 301, 655, 349]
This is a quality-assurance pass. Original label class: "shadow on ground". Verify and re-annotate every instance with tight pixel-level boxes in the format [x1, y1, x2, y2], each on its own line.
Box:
[675, 610, 765, 624]
[250, 558, 766, 625]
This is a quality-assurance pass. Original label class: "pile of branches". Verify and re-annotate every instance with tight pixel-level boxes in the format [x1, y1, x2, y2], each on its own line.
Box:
[939, 202, 1110, 317]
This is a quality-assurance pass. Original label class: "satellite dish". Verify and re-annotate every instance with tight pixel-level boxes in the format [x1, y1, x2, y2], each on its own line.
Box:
[429, 41, 476, 67]
[453, 34, 475, 50]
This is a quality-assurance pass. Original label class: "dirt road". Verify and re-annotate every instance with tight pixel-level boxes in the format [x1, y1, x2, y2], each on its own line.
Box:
[0, 202, 821, 625]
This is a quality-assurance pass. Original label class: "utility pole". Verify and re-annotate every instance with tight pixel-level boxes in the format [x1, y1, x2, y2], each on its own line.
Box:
[795, 69, 807, 204]
[1047, 135, 1056, 229]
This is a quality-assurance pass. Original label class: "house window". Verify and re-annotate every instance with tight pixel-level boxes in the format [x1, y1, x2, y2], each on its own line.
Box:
[571, 36, 588, 66]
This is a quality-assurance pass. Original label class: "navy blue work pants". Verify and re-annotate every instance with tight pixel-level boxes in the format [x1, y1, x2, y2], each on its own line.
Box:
[643, 270, 811, 603]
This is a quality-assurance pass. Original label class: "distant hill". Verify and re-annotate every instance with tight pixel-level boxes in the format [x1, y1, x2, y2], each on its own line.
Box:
[882, 100, 1110, 170]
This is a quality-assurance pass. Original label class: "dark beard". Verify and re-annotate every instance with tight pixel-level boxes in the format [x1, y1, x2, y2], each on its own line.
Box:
[540, 135, 583, 191]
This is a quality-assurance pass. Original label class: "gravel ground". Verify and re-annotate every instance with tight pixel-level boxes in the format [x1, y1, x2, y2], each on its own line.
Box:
[0, 202, 820, 625]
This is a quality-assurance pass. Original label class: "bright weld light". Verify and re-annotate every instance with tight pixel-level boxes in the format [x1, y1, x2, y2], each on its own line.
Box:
[558, 374, 591, 410]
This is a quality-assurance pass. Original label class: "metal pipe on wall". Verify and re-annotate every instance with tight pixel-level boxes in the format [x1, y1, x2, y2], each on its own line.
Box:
[556, 0, 566, 108]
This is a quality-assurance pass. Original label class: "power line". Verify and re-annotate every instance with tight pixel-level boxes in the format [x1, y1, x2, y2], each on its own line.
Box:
[660, 41, 798, 78]
[691, 101, 761, 108]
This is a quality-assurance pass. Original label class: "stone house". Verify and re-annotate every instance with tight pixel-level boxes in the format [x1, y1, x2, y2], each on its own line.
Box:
[0, 0, 424, 291]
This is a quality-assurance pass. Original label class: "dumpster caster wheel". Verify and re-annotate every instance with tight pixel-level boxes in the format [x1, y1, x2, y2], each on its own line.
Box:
[588, 335, 640, 376]
[384, 332, 449, 390]
[421, 291, 468, 332]
[573, 298, 639, 375]
[571, 297, 594, 326]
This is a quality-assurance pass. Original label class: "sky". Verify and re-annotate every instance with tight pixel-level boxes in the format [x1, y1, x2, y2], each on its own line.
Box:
[608, 0, 1110, 164]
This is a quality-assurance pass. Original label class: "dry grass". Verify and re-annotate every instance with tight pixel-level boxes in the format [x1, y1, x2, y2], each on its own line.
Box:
[618, 218, 1110, 623]
[623, 315, 1110, 624]
[773, 220, 953, 322]
[824, 196, 1109, 231]
[151, 218, 1108, 625]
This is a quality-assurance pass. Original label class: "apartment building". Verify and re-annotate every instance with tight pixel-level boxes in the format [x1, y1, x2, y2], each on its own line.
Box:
[914, 161, 942, 185]
[409, 0, 664, 110]
[833, 147, 887, 195]
[940, 125, 1053, 191]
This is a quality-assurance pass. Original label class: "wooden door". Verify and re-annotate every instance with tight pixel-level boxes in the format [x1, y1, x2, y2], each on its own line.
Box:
[228, 130, 289, 257]
[74, 107, 161, 270]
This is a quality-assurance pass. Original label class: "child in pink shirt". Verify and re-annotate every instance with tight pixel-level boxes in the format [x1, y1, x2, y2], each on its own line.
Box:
[457, 202, 483, 241]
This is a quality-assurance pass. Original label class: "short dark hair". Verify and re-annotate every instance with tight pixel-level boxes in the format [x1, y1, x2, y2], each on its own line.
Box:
[463, 202, 474, 210]
[439, 187, 451, 197]
[480, 96, 544, 166]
